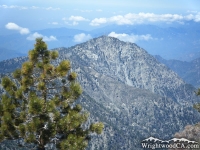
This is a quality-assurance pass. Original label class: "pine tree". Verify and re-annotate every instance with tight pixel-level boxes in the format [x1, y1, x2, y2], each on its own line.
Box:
[0, 38, 104, 150]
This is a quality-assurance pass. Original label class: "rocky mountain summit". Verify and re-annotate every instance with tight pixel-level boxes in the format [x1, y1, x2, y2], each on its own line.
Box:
[0, 36, 200, 150]
[61, 36, 196, 103]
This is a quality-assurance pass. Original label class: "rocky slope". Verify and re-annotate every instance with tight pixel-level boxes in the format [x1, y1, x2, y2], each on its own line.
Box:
[0, 36, 200, 150]
[59, 36, 198, 104]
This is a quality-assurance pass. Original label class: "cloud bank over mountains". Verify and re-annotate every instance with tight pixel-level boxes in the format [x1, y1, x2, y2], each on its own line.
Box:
[108, 32, 156, 43]
[0, 5, 60, 10]
[1, 0, 200, 31]
[1, 3, 200, 28]
[62, 16, 89, 26]
[74, 33, 92, 42]
[5, 22, 57, 42]
[27, 32, 57, 41]
[90, 12, 200, 26]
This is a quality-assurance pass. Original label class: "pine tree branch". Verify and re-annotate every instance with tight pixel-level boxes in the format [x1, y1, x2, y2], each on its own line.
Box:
[43, 74, 60, 82]
[22, 93, 28, 102]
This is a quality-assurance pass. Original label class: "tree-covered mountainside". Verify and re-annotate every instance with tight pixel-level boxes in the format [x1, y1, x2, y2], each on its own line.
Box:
[0, 36, 200, 150]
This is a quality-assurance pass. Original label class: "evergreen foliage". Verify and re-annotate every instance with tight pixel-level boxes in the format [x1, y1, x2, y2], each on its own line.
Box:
[0, 38, 104, 150]
[194, 88, 200, 112]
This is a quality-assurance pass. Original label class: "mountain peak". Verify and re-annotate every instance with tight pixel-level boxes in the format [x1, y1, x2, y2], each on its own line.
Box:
[60, 36, 193, 103]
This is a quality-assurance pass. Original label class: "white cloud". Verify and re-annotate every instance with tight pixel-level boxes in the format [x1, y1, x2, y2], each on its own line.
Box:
[90, 18, 107, 26]
[0, 5, 28, 9]
[0, 5, 16, 9]
[0, 5, 60, 10]
[69, 16, 88, 21]
[19, 28, 30, 34]
[90, 12, 200, 26]
[74, 33, 92, 43]
[194, 12, 200, 22]
[74, 9, 93, 13]
[45, 7, 60, 10]
[108, 32, 155, 43]
[5, 22, 30, 34]
[63, 16, 89, 26]
[110, 15, 133, 25]
[6, 23, 21, 30]
[27, 32, 57, 41]
[31, 6, 39, 9]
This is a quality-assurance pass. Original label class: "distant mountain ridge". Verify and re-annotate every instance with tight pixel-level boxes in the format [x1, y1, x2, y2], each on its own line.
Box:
[0, 47, 26, 61]
[1, 22, 200, 61]
[154, 55, 200, 88]
[0, 36, 200, 150]
[0, 28, 89, 61]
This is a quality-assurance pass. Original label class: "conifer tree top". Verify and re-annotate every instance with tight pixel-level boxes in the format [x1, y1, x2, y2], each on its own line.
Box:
[0, 38, 104, 150]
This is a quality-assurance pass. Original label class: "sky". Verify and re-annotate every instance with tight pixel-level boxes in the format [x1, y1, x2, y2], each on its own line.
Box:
[0, 0, 200, 60]
[1, 0, 200, 33]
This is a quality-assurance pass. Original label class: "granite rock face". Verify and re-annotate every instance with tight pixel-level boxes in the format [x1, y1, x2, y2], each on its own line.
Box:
[0, 36, 200, 150]
[60, 36, 195, 103]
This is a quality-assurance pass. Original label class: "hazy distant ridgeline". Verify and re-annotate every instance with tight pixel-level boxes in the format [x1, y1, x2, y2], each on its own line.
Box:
[0, 22, 200, 61]
[155, 55, 200, 88]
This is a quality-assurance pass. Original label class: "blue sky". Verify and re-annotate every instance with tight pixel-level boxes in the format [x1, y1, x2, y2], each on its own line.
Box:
[1, 0, 200, 32]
